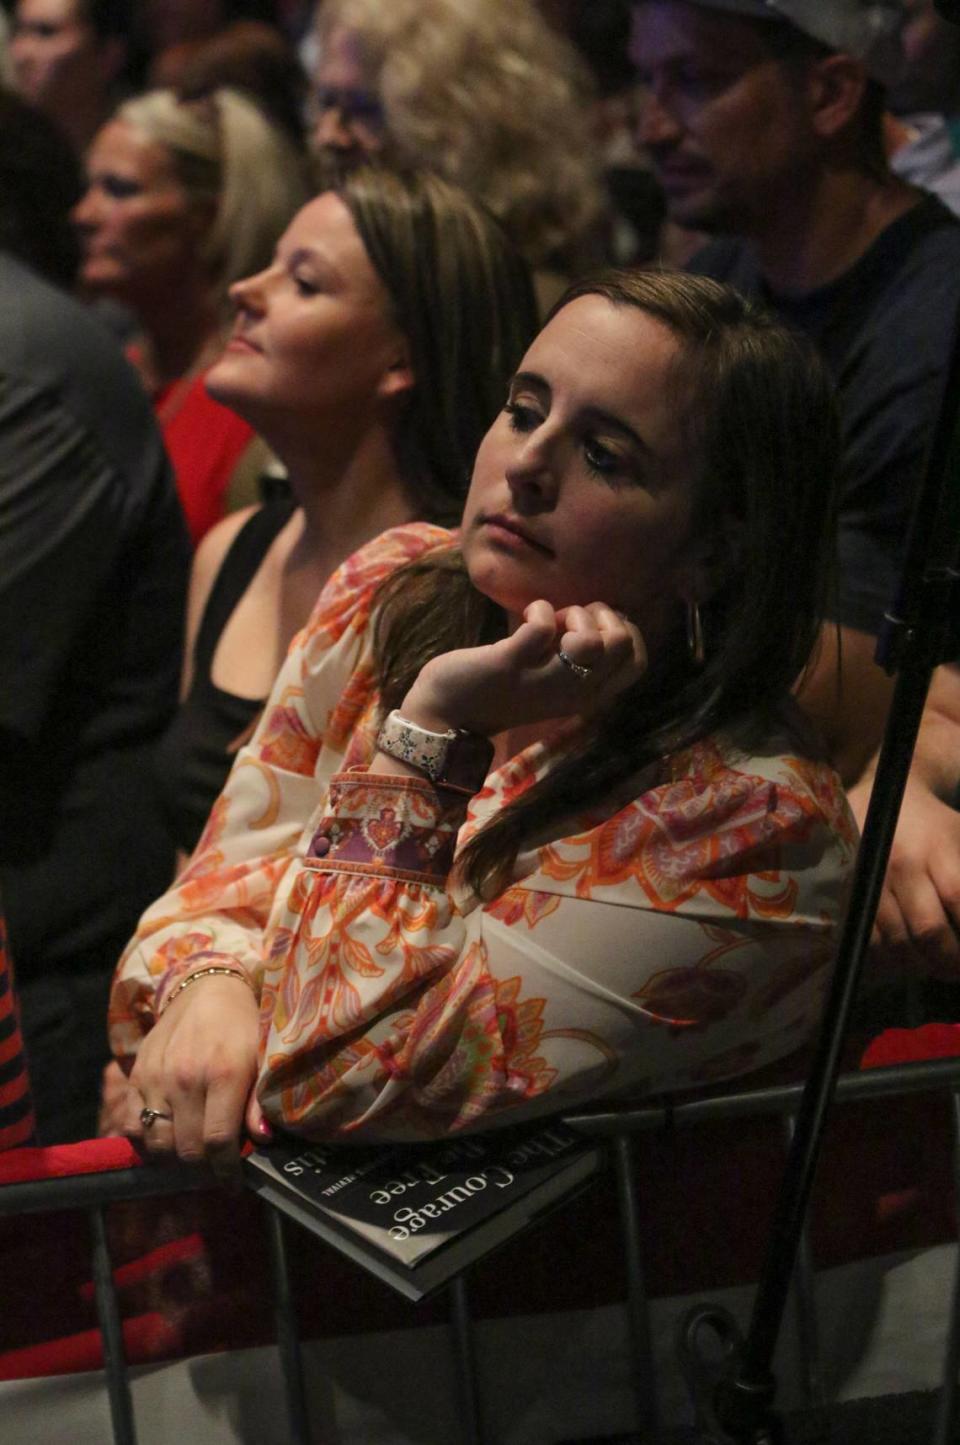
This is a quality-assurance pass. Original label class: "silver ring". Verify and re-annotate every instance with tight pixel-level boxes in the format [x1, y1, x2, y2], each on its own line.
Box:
[557, 648, 592, 680]
[139, 1106, 173, 1128]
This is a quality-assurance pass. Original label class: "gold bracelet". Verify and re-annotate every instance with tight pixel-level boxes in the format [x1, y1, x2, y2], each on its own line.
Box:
[157, 965, 256, 1017]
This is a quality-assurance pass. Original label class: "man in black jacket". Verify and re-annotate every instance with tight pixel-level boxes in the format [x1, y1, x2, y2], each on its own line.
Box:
[0, 95, 190, 1139]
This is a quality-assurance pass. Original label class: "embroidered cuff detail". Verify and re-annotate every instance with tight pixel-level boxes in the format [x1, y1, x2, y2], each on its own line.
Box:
[304, 771, 470, 885]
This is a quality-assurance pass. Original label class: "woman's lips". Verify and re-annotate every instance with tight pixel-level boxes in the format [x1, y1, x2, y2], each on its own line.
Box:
[480, 513, 553, 555]
[224, 333, 262, 354]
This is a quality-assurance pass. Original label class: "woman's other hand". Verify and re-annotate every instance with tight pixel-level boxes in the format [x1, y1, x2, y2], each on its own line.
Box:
[849, 769, 960, 979]
[123, 976, 262, 1180]
[98, 1060, 136, 1137]
[403, 599, 647, 737]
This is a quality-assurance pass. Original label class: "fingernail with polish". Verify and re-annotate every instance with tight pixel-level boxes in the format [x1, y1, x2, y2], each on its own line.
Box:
[257, 1118, 273, 1140]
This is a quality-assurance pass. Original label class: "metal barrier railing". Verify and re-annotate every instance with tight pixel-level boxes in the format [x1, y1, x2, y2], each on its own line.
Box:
[563, 1053, 960, 1445]
[0, 1151, 214, 1445]
[2, 1051, 960, 1445]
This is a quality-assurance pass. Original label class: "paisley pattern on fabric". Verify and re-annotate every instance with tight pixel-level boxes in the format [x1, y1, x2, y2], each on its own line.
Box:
[257, 691, 319, 779]
[110, 524, 858, 1140]
[485, 887, 562, 930]
[324, 662, 377, 750]
[539, 741, 827, 919]
[189, 793, 229, 864]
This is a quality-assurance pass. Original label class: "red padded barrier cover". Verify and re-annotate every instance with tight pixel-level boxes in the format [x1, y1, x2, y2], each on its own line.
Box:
[0, 1137, 141, 1185]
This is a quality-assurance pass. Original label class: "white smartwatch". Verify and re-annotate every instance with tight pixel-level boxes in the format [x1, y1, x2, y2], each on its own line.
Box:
[376, 710, 493, 790]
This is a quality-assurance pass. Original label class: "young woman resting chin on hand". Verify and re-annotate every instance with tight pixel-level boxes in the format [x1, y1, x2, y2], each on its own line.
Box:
[109, 270, 857, 1176]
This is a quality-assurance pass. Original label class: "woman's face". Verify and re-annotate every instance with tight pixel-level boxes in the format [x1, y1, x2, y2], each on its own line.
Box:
[71, 119, 207, 303]
[461, 295, 707, 646]
[206, 192, 410, 431]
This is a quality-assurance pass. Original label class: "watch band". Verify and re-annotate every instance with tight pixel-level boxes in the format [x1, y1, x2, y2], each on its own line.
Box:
[376, 710, 494, 791]
[376, 710, 457, 782]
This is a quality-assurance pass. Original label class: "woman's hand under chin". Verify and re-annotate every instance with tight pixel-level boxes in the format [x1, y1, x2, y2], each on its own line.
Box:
[402, 599, 647, 738]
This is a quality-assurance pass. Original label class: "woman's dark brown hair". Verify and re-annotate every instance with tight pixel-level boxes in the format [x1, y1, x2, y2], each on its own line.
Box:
[338, 164, 539, 524]
[374, 268, 842, 896]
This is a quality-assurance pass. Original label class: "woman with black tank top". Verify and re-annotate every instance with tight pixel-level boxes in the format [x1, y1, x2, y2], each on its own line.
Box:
[153, 164, 537, 858]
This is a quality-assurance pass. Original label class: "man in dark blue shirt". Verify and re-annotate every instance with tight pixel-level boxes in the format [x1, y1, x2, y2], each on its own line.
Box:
[630, 0, 960, 786]
[630, 0, 960, 975]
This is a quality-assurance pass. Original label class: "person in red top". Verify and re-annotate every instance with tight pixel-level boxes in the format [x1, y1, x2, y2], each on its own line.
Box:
[72, 85, 310, 543]
[131, 352, 260, 546]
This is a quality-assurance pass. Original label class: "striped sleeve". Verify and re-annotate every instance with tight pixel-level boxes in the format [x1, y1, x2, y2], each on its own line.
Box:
[0, 913, 35, 1150]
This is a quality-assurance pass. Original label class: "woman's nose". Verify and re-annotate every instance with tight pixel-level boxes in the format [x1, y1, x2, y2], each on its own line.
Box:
[70, 188, 99, 230]
[229, 267, 269, 314]
[505, 436, 559, 507]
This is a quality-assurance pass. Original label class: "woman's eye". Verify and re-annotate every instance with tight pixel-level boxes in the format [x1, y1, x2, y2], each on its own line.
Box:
[504, 400, 541, 433]
[583, 438, 622, 478]
[101, 175, 142, 201]
[293, 273, 319, 296]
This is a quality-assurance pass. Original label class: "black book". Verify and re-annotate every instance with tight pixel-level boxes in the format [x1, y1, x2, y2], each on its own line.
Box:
[243, 1118, 604, 1301]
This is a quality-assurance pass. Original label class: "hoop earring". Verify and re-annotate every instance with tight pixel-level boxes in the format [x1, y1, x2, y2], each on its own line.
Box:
[685, 599, 705, 666]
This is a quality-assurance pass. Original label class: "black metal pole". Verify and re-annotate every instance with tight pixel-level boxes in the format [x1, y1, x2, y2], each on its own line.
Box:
[711, 644, 937, 1438]
[89, 1204, 138, 1445]
[265, 1204, 313, 1445]
[690, 277, 960, 1443]
[449, 1274, 484, 1445]
[614, 1132, 662, 1440]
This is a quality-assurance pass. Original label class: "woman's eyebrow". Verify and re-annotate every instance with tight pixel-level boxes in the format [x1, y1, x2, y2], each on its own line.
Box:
[581, 406, 654, 457]
[509, 370, 551, 398]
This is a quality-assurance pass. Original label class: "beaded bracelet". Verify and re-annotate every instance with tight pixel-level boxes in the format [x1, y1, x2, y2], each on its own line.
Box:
[157, 964, 256, 1018]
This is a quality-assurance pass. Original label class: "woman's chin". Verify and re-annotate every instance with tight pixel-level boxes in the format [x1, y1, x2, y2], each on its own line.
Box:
[204, 360, 252, 412]
[465, 569, 540, 620]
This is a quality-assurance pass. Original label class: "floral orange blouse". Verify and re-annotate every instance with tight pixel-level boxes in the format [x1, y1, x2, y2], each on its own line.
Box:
[111, 525, 858, 1141]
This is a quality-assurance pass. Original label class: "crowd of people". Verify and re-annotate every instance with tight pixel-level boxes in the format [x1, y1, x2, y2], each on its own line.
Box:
[0, 0, 957, 1176]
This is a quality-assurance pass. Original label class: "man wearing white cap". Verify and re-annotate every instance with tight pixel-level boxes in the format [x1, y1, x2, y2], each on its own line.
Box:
[631, 0, 960, 793]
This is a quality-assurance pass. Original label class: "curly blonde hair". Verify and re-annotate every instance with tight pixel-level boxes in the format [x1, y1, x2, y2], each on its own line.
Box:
[314, 0, 605, 268]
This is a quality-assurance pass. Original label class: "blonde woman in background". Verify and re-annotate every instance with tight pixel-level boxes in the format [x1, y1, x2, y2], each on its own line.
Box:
[73, 87, 311, 542]
[311, 0, 608, 310]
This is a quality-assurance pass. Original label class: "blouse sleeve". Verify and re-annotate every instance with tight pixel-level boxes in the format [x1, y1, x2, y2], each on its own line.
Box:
[255, 735, 858, 1142]
[107, 522, 453, 1062]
